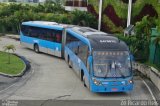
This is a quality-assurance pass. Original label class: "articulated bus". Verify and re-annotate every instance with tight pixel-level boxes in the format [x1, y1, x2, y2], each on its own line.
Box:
[20, 21, 133, 92]
[20, 21, 73, 57]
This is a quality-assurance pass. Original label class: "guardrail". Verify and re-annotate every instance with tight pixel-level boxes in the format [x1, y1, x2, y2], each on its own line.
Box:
[133, 62, 160, 91]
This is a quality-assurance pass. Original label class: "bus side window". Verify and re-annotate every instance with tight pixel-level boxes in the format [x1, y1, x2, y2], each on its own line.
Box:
[78, 42, 88, 65]
[46, 29, 52, 41]
[21, 25, 30, 36]
[56, 33, 61, 43]
[66, 32, 80, 53]
[39, 29, 45, 40]
[21, 25, 25, 34]
[33, 27, 39, 38]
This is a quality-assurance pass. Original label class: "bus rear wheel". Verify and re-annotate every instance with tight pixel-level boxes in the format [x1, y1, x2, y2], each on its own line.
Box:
[34, 44, 39, 53]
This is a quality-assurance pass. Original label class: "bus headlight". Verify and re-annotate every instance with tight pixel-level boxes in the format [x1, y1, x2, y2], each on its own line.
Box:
[128, 80, 133, 84]
[121, 81, 126, 85]
[92, 78, 101, 86]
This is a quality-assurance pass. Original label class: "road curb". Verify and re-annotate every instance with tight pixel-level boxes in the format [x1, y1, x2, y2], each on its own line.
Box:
[133, 62, 160, 102]
[133, 63, 160, 91]
[0, 53, 30, 78]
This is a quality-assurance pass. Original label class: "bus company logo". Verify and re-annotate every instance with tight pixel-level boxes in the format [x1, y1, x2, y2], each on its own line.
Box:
[100, 40, 116, 43]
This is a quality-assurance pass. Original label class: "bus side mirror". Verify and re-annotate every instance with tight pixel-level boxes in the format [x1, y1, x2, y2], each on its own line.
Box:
[130, 54, 134, 61]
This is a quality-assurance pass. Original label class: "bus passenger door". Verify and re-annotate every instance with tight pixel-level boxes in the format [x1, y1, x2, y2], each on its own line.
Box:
[72, 42, 80, 75]
[47, 29, 62, 57]
[45, 29, 55, 55]
[85, 56, 92, 88]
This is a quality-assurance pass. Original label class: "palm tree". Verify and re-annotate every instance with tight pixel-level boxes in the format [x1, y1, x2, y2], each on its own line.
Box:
[153, 36, 160, 63]
[3, 44, 16, 64]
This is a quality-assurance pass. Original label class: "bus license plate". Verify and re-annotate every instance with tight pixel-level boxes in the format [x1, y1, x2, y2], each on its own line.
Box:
[112, 88, 118, 91]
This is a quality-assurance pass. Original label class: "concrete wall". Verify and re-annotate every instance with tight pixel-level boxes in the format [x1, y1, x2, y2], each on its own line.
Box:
[133, 62, 160, 91]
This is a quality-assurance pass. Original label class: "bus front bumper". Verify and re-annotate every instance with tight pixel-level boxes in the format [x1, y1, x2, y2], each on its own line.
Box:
[91, 84, 133, 93]
[90, 80, 134, 93]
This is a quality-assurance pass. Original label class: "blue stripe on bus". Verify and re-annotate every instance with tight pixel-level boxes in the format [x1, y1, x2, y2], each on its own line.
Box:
[21, 33, 62, 51]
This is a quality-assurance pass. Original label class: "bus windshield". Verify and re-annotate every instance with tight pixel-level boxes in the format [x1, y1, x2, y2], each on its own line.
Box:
[93, 51, 132, 78]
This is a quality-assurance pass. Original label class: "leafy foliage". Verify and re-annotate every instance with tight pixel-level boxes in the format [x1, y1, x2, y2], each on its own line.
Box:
[71, 10, 97, 28]
[0, 3, 97, 34]
[88, 0, 160, 33]
[133, 16, 156, 61]
[117, 16, 157, 62]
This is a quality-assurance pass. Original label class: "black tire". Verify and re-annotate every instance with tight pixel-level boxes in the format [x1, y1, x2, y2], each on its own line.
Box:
[83, 75, 87, 87]
[68, 56, 72, 68]
[81, 71, 86, 87]
[34, 44, 39, 53]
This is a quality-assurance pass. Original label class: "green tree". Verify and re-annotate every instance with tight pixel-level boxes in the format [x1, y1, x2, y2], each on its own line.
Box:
[134, 16, 156, 61]
[71, 10, 98, 28]
[3, 44, 16, 64]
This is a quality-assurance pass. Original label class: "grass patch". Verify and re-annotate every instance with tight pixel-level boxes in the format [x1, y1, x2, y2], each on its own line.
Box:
[0, 51, 25, 75]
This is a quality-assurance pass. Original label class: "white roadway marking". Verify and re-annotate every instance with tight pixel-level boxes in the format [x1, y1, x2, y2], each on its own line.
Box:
[141, 77, 158, 106]
[0, 69, 35, 96]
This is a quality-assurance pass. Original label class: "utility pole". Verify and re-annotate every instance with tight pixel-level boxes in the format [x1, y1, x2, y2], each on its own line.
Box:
[127, 0, 132, 27]
[98, 0, 102, 31]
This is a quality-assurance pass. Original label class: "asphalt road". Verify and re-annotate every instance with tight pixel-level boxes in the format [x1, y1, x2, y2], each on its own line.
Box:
[0, 37, 156, 104]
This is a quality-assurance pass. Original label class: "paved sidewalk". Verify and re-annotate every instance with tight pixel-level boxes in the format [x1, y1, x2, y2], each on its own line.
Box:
[4, 34, 20, 40]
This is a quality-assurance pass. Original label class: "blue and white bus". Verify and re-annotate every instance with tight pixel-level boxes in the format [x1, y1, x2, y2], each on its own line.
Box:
[20, 21, 133, 92]
[64, 27, 133, 92]
[20, 21, 73, 57]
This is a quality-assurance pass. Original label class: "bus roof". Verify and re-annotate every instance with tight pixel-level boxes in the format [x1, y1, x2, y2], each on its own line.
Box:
[88, 35, 129, 51]
[71, 26, 108, 37]
[22, 21, 75, 30]
[67, 27, 129, 51]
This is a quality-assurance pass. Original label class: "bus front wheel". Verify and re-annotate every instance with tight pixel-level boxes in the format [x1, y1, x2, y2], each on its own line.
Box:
[81, 71, 86, 87]
[83, 76, 87, 87]
[34, 44, 39, 53]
